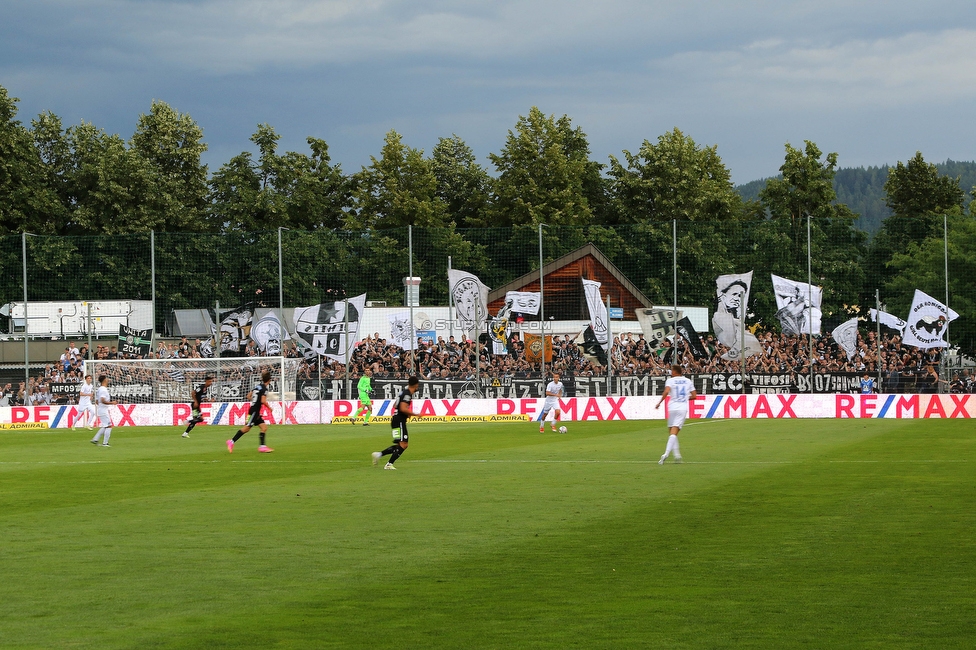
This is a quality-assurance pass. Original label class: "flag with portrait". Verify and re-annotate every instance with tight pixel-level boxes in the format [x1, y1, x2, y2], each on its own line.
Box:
[250, 311, 289, 356]
[771, 274, 822, 336]
[713, 272, 761, 359]
[449, 269, 490, 342]
[831, 317, 860, 360]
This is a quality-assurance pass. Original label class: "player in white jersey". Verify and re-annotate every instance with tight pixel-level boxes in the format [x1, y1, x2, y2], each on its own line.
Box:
[90, 375, 117, 447]
[655, 365, 697, 464]
[539, 372, 565, 433]
[72, 375, 96, 430]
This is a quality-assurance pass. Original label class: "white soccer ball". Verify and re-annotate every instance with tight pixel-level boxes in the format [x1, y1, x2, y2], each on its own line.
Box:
[558, 426, 568, 434]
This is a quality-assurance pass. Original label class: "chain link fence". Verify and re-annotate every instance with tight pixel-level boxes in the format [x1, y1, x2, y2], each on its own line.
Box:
[1, 218, 970, 401]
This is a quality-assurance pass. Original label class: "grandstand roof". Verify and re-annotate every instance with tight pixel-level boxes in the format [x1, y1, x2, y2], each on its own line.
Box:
[487, 243, 653, 321]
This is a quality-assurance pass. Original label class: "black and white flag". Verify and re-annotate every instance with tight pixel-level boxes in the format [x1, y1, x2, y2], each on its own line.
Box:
[635, 307, 680, 344]
[869, 308, 906, 333]
[389, 311, 417, 351]
[216, 305, 253, 357]
[293, 294, 367, 363]
[251, 311, 289, 355]
[504, 291, 541, 316]
[582, 279, 609, 345]
[713, 271, 761, 359]
[575, 325, 608, 367]
[831, 317, 859, 360]
[676, 317, 709, 360]
[448, 269, 489, 342]
[771, 274, 822, 336]
[902, 289, 958, 349]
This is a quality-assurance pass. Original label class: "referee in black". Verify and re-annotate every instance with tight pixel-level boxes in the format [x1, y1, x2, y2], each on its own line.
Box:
[372, 376, 420, 470]
[182, 376, 213, 438]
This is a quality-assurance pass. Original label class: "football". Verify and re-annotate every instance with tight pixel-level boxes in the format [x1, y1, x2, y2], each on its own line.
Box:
[558, 426, 568, 434]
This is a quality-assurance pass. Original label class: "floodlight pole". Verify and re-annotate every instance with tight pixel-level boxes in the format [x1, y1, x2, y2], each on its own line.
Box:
[942, 213, 950, 392]
[672, 219, 678, 363]
[151, 230, 156, 353]
[876, 289, 882, 391]
[808, 213, 813, 395]
[22, 232, 28, 390]
[539, 223, 546, 381]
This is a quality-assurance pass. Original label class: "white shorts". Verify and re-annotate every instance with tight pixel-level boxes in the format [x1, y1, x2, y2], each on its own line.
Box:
[667, 407, 688, 430]
[97, 410, 113, 428]
[78, 398, 95, 412]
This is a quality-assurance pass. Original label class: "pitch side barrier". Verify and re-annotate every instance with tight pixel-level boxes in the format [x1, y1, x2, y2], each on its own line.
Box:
[1, 394, 972, 428]
[295, 373, 935, 401]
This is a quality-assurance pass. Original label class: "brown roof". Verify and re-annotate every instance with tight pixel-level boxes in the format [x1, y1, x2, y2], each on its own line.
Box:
[487, 243, 652, 320]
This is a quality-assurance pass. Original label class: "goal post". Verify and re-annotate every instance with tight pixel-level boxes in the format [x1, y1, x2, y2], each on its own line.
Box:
[86, 357, 301, 405]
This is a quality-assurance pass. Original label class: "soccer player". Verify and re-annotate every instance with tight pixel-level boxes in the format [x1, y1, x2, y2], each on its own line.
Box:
[73, 374, 96, 430]
[226, 371, 273, 453]
[655, 365, 697, 464]
[351, 369, 373, 426]
[182, 376, 214, 438]
[90, 375, 116, 447]
[371, 376, 419, 470]
[539, 372, 565, 433]
[860, 373, 875, 394]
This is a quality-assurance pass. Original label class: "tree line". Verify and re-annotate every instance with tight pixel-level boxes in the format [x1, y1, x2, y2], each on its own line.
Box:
[2, 86, 976, 353]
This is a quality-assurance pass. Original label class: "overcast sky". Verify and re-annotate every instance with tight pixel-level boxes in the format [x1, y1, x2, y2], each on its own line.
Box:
[3, 1, 976, 184]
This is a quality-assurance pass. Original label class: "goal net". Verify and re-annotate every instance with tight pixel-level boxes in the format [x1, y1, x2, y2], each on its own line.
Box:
[86, 357, 301, 404]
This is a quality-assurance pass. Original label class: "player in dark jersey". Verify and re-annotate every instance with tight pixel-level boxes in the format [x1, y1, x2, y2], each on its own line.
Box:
[226, 370, 274, 453]
[182, 376, 214, 438]
[371, 376, 420, 470]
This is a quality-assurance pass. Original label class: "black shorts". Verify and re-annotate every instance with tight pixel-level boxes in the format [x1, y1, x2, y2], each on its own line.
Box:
[246, 411, 265, 427]
[391, 419, 409, 443]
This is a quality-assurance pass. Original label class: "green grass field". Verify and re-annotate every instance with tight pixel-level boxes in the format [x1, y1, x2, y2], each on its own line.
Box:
[2, 418, 974, 649]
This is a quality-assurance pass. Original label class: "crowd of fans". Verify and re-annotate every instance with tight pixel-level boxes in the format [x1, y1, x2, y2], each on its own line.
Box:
[4, 326, 973, 406]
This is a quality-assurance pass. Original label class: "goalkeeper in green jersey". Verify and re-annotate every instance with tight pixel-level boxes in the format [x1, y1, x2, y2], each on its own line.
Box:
[352, 368, 373, 425]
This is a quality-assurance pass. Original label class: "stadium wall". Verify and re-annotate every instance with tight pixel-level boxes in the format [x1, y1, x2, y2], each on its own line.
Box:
[1, 394, 972, 428]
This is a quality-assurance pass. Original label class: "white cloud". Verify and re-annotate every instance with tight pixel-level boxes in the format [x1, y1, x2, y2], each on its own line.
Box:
[660, 29, 976, 109]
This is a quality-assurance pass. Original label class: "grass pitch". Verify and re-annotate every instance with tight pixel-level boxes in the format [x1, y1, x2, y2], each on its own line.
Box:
[1, 418, 974, 649]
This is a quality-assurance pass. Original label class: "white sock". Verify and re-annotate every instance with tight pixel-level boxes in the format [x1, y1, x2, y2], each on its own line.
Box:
[102, 428, 112, 445]
[664, 434, 678, 457]
[671, 434, 681, 459]
[92, 428, 104, 443]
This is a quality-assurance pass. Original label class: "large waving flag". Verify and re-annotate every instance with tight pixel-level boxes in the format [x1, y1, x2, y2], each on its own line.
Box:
[448, 269, 489, 342]
[582, 279, 609, 345]
[292, 294, 367, 363]
[771, 274, 822, 336]
[901, 290, 958, 349]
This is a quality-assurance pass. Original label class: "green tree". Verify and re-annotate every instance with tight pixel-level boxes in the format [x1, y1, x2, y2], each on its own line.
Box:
[130, 100, 210, 232]
[210, 124, 350, 231]
[488, 107, 597, 227]
[351, 130, 447, 230]
[0, 86, 62, 234]
[886, 213, 976, 354]
[608, 128, 741, 223]
[756, 141, 866, 326]
[430, 135, 491, 228]
[65, 121, 156, 234]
